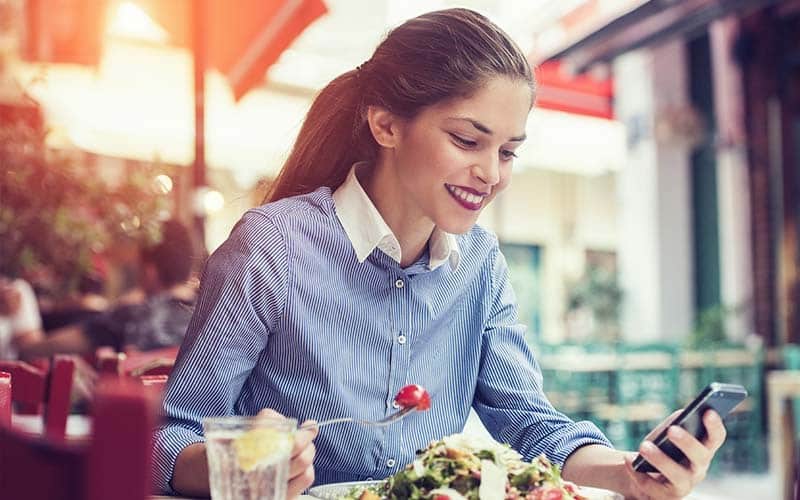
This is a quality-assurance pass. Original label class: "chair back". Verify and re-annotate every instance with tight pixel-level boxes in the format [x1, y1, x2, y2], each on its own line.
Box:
[45, 356, 76, 439]
[0, 378, 156, 500]
[124, 345, 179, 377]
[0, 371, 10, 426]
[95, 347, 126, 376]
[0, 359, 47, 414]
[128, 358, 175, 377]
[0, 356, 75, 438]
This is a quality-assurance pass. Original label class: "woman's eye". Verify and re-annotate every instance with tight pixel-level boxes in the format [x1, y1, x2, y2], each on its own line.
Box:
[450, 134, 477, 147]
[501, 149, 518, 160]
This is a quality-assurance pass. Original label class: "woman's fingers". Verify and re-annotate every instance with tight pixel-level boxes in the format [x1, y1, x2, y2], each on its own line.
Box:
[289, 439, 316, 476]
[250, 410, 318, 499]
[644, 409, 682, 442]
[287, 463, 315, 499]
[702, 410, 727, 452]
[665, 425, 711, 473]
[289, 424, 317, 475]
[631, 409, 728, 498]
[256, 408, 284, 419]
[623, 455, 677, 500]
[634, 439, 692, 496]
[293, 420, 319, 455]
[287, 421, 318, 499]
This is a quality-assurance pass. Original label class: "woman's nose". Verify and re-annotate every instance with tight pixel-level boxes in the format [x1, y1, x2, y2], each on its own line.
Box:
[472, 155, 500, 186]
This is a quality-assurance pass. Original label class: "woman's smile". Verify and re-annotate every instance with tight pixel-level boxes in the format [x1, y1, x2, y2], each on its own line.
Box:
[445, 184, 488, 211]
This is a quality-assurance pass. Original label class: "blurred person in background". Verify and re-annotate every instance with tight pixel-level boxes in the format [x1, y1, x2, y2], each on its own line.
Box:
[40, 256, 111, 332]
[0, 276, 45, 359]
[18, 219, 198, 358]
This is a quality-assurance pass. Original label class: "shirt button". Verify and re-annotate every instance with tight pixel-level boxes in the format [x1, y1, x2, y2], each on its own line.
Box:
[394, 278, 404, 288]
[386, 459, 396, 468]
[397, 334, 407, 344]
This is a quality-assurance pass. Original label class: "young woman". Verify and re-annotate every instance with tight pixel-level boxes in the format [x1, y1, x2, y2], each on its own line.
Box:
[153, 8, 726, 499]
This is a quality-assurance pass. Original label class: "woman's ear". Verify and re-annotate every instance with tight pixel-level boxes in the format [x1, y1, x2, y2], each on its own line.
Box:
[366, 106, 402, 148]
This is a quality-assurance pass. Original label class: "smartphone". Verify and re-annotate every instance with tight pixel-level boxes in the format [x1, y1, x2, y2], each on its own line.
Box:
[632, 382, 747, 474]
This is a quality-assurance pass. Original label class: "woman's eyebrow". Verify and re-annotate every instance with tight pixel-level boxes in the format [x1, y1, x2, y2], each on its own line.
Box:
[447, 116, 526, 142]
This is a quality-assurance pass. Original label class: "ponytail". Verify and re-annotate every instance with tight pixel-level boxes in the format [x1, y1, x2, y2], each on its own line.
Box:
[264, 70, 376, 203]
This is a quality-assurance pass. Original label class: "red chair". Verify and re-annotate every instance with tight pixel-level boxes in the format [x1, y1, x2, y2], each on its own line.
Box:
[124, 345, 179, 377]
[0, 356, 75, 438]
[139, 374, 168, 387]
[0, 378, 157, 500]
[127, 358, 175, 377]
[139, 374, 169, 401]
[95, 347, 126, 376]
[0, 371, 10, 426]
[0, 359, 47, 414]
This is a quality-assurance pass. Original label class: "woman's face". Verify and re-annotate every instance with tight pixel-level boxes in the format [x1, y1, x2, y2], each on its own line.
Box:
[390, 76, 531, 235]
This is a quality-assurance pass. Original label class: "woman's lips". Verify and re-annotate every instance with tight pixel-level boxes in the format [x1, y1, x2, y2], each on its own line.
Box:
[445, 184, 486, 211]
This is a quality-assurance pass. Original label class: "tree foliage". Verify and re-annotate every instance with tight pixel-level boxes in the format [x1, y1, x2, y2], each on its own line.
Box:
[0, 109, 170, 297]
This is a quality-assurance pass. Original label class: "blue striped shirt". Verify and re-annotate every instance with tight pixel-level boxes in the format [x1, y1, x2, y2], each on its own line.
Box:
[152, 177, 611, 494]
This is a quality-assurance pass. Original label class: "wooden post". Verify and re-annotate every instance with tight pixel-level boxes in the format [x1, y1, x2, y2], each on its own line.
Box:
[192, 0, 208, 247]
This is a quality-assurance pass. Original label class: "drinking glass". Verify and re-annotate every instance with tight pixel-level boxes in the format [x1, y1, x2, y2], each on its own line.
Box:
[203, 415, 297, 500]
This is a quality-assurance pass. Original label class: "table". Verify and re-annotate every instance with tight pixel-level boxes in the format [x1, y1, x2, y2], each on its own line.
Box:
[150, 496, 316, 499]
[11, 413, 91, 439]
[767, 370, 800, 500]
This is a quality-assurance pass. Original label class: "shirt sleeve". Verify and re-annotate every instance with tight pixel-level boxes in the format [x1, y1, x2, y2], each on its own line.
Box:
[473, 245, 612, 467]
[151, 211, 291, 494]
[9, 279, 42, 335]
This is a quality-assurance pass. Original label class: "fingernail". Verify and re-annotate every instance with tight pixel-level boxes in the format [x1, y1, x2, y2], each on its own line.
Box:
[641, 441, 657, 453]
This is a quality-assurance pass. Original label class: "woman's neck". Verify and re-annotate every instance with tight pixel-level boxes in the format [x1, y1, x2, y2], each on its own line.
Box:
[360, 163, 434, 267]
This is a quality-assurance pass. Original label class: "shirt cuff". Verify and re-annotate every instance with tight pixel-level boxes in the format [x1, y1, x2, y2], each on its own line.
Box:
[152, 424, 207, 495]
[547, 420, 614, 467]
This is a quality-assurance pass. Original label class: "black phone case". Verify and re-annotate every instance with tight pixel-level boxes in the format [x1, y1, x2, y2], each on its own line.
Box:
[632, 382, 747, 474]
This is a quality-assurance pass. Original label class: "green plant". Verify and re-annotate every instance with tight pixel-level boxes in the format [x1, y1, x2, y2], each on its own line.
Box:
[566, 266, 623, 342]
[688, 303, 747, 349]
[0, 108, 170, 298]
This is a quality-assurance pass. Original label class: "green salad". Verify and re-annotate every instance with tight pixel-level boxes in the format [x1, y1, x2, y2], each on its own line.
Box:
[343, 434, 587, 500]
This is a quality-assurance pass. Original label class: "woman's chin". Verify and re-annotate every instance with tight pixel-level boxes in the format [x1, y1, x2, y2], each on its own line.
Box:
[437, 218, 479, 235]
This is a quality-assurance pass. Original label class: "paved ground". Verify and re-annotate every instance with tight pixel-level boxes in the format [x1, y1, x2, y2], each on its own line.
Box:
[692, 472, 779, 500]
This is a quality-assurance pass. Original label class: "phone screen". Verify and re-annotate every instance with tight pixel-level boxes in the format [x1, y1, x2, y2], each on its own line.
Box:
[632, 382, 747, 474]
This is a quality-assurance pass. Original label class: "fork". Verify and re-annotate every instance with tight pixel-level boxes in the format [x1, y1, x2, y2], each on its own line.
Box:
[299, 406, 415, 430]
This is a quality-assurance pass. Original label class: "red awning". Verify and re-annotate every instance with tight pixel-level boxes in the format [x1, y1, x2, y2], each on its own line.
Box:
[23, 0, 328, 100]
[137, 0, 327, 100]
[535, 61, 614, 120]
[134, 0, 327, 99]
[23, 0, 109, 66]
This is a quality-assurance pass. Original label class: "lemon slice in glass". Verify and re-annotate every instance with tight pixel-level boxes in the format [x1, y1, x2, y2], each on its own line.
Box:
[233, 427, 294, 472]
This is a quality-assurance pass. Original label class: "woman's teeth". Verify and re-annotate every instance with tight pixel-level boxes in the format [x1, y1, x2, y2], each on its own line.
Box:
[447, 185, 484, 204]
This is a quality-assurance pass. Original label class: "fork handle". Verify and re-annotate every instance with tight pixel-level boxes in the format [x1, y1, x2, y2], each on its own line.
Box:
[299, 417, 354, 430]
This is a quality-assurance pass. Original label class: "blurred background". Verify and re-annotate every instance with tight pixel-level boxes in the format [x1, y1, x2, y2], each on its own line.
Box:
[0, 0, 798, 498]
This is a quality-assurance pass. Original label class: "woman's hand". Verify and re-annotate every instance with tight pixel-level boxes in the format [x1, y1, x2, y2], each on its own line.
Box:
[256, 409, 318, 499]
[623, 409, 727, 499]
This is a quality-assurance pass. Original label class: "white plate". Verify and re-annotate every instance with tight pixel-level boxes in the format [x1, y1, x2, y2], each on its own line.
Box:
[308, 480, 623, 499]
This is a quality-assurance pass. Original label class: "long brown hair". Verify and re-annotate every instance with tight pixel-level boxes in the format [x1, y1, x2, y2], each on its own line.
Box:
[264, 8, 535, 203]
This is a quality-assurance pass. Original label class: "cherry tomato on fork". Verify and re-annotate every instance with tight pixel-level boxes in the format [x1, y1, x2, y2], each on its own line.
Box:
[393, 384, 431, 411]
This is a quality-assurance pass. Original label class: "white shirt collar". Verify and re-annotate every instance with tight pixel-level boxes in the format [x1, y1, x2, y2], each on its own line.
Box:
[333, 163, 460, 271]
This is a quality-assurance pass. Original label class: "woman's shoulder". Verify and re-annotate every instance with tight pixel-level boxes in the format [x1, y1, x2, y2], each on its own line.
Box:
[247, 187, 334, 225]
[222, 187, 335, 255]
